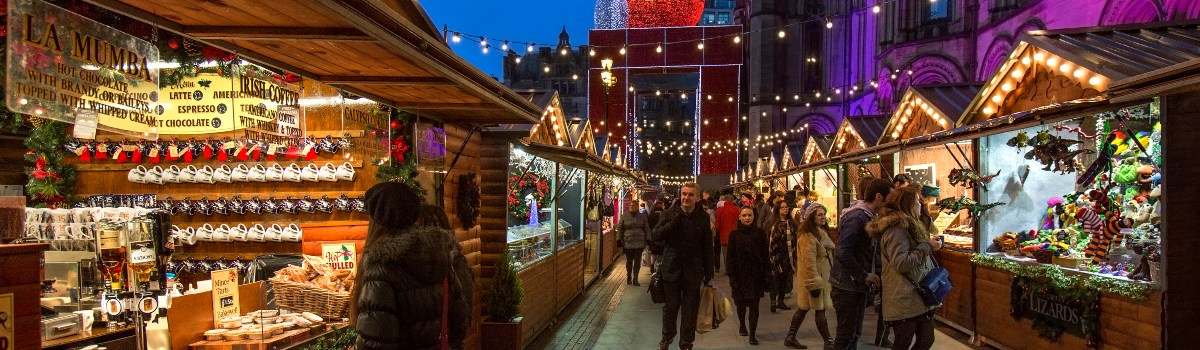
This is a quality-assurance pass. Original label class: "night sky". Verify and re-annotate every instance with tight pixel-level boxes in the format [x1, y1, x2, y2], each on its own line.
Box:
[421, 0, 596, 79]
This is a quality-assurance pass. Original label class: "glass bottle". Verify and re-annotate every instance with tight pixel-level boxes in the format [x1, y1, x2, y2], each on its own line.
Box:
[98, 220, 127, 292]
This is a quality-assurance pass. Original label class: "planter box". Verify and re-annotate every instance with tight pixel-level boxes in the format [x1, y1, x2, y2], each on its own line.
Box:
[481, 317, 523, 350]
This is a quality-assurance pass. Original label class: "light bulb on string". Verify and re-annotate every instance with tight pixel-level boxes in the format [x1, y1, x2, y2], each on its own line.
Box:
[697, 41, 704, 50]
[589, 49, 596, 56]
[656, 44, 663, 53]
[527, 43, 535, 52]
[501, 41, 509, 51]
[873, 5, 881, 13]
[452, 32, 461, 43]
[734, 35, 741, 43]
[619, 46, 626, 55]
[778, 29, 786, 38]
[826, 19, 833, 29]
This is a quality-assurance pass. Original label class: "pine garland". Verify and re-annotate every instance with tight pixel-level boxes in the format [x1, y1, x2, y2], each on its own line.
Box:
[970, 254, 1152, 301]
[485, 244, 524, 322]
[23, 121, 77, 208]
[375, 108, 427, 200]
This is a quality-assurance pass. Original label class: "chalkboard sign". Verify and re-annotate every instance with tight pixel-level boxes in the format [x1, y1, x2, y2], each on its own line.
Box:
[904, 163, 937, 187]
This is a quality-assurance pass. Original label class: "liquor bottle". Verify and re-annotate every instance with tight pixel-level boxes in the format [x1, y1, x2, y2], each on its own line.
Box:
[98, 220, 127, 292]
[127, 217, 158, 291]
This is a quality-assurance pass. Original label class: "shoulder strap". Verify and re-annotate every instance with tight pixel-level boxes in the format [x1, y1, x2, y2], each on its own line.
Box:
[440, 249, 455, 350]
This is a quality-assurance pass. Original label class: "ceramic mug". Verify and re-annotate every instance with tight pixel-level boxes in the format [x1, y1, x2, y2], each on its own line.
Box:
[231, 164, 251, 182]
[180, 165, 199, 183]
[69, 223, 91, 240]
[283, 164, 303, 182]
[249, 164, 268, 183]
[247, 224, 267, 242]
[265, 224, 284, 242]
[49, 208, 72, 224]
[335, 162, 355, 181]
[195, 224, 215, 241]
[128, 165, 148, 184]
[213, 165, 234, 183]
[282, 224, 302, 242]
[162, 165, 182, 183]
[180, 226, 198, 245]
[145, 166, 165, 185]
[300, 164, 321, 182]
[70, 208, 92, 223]
[317, 163, 338, 182]
[212, 224, 232, 242]
[266, 164, 286, 182]
[229, 224, 249, 242]
[196, 166, 216, 184]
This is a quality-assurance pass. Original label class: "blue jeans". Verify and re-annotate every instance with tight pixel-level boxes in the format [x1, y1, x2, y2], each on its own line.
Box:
[832, 287, 869, 350]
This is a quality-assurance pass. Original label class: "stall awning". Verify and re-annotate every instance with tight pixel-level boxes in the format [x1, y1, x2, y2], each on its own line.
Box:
[88, 0, 542, 124]
[880, 83, 981, 144]
[960, 21, 1200, 126]
[523, 142, 625, 176]
[828, 115, 888, 158]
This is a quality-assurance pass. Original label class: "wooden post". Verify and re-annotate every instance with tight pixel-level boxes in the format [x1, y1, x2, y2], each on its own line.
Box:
[1158, 94, 1200, 349]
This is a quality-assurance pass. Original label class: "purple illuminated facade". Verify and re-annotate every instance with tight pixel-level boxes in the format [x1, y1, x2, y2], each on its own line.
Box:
[738, 0, 1200, 165]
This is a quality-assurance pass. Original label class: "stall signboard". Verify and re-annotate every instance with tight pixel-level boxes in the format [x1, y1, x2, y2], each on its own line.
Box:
[1012, 277, 1091, 339]
[158, 73, 237, 134]
[322, 242, 357, 271]
[210, 268, 240, 327]
[7, 0, 160, 136]
[234, 74, 302, 141]
[0, 293, 12, 349]
[416, 122, 447, 171]
[904, 163, 936, 187]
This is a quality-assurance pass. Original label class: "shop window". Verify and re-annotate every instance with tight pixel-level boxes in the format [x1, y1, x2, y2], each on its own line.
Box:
[717, 13, 730, 24]
[703, 13, 716, 25]
[928, 0, 949, 21]
[556, 165, 585, 249]
[977, 102, 1161, 282]
[506, 145, 557, 270]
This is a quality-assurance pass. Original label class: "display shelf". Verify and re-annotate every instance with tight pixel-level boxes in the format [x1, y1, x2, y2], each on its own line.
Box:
[507, 222, 554, 270]
[983, 252, 1158, 287]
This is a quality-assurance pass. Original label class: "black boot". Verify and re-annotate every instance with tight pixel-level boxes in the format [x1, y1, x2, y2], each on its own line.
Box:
[816, 310, 832, 350]
[658, 340, 670, 350]
[784, 309, 808, 349]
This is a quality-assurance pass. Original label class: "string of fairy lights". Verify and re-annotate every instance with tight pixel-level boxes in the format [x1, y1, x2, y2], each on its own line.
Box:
[446, 0, 940, 175]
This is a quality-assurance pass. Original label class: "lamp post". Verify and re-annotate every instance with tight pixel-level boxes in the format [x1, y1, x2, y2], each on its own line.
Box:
[600, 59, 616, 162]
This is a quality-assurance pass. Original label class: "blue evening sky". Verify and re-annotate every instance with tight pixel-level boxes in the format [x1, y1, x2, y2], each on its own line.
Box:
[421, 0, 596, 79]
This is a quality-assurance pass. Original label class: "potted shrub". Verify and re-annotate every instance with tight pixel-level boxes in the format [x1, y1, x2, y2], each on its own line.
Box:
[482, 245, 524, 350]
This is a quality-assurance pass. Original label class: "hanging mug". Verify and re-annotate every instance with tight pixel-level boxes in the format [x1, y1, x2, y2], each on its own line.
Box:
[247, 224, 267, 242]
[283, 164, 303, 182]
[333, 194, 353, 212]
[266, 164, 286, 182]
[231, 164, 251, 182]
[128, 165, 148, 183]
[229, 224, 249, 242]
[249, 164, 268, 183]
[145, 166, 165, 185]
[180, 165, 199, 183]
[300, 164, 321, 182]
[315, 195, 334, 213]
[193, 197, 213, 216]
[162, 165, 182, 183]
[195, 224, 215, 241]
[212, 224, 232, 242]
[212, 197, 229, 215]
[282, 224, 303, 242]
[244, 197, 263, 215]
[335, 162, 356, 181]
[265, 224, 284, 242]
[278, 196, 298, 214]
[213, 165, 234, 183]
[196, 165, 216, 184]
[317, 163, 338, 182]
[261, 197, 280, 214]
[296, 195, 315, 213]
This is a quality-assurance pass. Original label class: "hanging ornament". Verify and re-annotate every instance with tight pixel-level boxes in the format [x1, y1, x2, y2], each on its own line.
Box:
[390, 136, 409, 162]
[167, 37, 180, 49]
[390, 119, 402, 130]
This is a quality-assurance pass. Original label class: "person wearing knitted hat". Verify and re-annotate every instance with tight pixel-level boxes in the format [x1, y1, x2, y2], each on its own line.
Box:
[351, 182, 473, 350]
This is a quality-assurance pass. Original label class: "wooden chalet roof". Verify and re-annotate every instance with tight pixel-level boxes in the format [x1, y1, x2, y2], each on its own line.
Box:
[88, 0, 541, 124]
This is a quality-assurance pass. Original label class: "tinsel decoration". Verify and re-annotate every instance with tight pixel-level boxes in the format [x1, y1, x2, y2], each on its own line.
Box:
[457, 173, 481, 229]
[594, 0, 628, 29]
[375, 108, 427, 201]
[24, 121, 77, 208]
[627, 0, 705, 28]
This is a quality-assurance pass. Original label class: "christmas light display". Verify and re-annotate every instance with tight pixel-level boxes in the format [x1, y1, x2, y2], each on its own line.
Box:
[627, 0, 705, 28]
[595, 0, 628, 29]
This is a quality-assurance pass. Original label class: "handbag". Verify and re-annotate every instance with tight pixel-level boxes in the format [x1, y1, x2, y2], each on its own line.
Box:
[648, 269, 666, 304]
[439, 277, 450, 350]
[903, 255, 952, 307]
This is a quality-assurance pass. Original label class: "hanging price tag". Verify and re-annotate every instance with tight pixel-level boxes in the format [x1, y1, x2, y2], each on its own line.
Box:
[223, 142, 238, 150]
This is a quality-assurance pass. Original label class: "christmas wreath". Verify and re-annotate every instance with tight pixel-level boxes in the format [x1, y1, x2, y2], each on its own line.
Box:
[508, 173, 550, 221]
[457, 173, 481, 229]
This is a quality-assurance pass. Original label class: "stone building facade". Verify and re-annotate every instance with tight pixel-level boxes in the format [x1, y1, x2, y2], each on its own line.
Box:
[503, 27, 590, 120]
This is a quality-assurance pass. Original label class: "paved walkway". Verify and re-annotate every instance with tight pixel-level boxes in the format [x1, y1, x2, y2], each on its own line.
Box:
[532, 258, 985, 350]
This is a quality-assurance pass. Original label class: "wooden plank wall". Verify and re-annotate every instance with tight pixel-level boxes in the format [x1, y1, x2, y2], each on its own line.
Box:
[933, 250, 973, 329]
[1161, 94, 1198, 349]
[0, 134, 26, 187]
[556, 242, 586, 311]
[602, 229, 620, 270]
[439, 124, 484, 350]
[974, 265, 1162, 349]
[0, 244, 48, 350]
[477, 135, 511, 292]
[516, 257, 557, 348]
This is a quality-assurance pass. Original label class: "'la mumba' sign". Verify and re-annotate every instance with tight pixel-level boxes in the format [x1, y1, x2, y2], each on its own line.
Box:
[6, 0, 160, 135]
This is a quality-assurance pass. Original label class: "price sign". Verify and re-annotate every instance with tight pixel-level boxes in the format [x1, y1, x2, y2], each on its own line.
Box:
[210, 268, 240, 327]
[0, 293, 12, 350]
[322, 243, 357, 271]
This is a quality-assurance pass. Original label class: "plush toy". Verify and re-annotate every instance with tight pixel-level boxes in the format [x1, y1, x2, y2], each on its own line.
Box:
[1110, 131, 1128, 154]
[1114, 163, 1138, 184]
[1128, 243, 1157, 282]
[1079, 207, 1106, 262]
[1136, 164, 1156, 184]
[1041, 197, 1064, 230]
[1060, 202, 1079, 229]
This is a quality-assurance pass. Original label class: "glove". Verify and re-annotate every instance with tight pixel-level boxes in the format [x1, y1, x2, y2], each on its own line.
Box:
[809, 289, 821, 299]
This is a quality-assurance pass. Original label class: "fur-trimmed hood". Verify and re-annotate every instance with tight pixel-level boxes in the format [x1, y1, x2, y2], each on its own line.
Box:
[361, 225, 460, 284]
[866, 209, 929, 242]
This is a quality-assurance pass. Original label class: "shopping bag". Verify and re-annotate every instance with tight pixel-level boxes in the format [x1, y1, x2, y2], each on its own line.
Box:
[648, 271, 666, 304]
[696, 287, 716, 333]
[641, 249, 652, 267]
[712, 287, 730, 324]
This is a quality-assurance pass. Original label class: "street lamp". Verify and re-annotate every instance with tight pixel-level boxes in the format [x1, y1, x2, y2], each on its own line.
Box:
[600, 59, 617, 162]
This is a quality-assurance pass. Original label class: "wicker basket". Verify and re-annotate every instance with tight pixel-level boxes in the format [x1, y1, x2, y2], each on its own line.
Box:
[1030, 250, 1054, 264]
[269, 278, 351, 320]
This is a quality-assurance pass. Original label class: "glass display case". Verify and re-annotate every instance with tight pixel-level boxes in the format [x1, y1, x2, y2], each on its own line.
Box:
[556, 165, 585, 249]
[978, 102, 1161, 282]
[506, 145, 557, 270]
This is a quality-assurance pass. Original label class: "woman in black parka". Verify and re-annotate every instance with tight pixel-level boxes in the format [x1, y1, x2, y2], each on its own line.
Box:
[726, 206, 770, 345]
[351, 183, 474, 350]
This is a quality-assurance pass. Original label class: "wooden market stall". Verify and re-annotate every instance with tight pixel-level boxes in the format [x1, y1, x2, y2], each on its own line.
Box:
[5, 0, 542, 349]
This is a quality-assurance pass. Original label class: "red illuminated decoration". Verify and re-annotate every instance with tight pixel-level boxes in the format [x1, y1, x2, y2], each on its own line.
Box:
[628, 0, 705, 28]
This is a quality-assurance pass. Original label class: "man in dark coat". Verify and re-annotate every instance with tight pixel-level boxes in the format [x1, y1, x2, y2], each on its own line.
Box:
[353, 183, 474, 350]
[652, 183, 715, 350]
[829, 178, 893, 350]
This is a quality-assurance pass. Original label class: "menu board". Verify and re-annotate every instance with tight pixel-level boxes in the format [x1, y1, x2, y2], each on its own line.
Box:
[158, 73, 236, 134]
[6, 0, 160, 136]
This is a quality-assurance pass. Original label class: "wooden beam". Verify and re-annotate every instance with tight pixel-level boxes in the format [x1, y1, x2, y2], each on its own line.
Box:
[398, 103, 497, 111]
[183, 26, 373, 41]
[319, 75, 455, 86]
